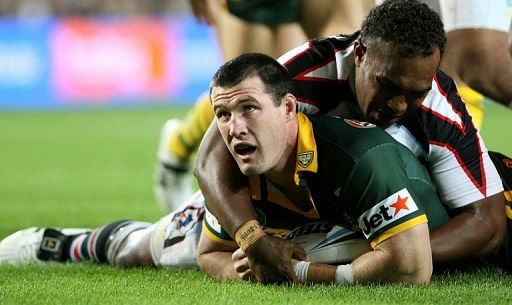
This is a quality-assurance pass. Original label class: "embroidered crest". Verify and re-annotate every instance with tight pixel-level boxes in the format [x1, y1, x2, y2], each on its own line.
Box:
[344, 119, 376, 128]
[297, 151, 314, 168]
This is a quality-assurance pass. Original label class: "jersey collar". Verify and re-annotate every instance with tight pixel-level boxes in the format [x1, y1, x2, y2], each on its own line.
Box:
[294, 113, 318, 185]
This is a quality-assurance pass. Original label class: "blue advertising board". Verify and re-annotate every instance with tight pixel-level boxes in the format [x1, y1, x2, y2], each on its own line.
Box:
[0, 18, 53, 109]
[0, 16, 222, 110]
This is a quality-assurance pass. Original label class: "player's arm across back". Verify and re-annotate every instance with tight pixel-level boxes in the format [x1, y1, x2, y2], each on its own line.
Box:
[194, 122, 255, 238]
[430, 193, 505, 262]
[425, 74, 506, 262]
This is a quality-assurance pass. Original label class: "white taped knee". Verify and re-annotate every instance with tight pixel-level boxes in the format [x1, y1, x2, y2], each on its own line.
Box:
[106, 221, 151, 266]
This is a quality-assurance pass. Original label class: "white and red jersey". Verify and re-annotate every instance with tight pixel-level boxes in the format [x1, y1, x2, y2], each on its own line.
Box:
[278, 34, 504, 209]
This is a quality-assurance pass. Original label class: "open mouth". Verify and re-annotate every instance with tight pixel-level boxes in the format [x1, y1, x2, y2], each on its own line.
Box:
[234, 143, 256, 156]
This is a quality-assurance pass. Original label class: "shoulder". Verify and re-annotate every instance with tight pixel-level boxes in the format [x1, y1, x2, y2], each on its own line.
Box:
[310, 115, 397, 151]
[419, 70, 472, 127]
[278, 34, 357, 70]
[309, 115, 411, 174]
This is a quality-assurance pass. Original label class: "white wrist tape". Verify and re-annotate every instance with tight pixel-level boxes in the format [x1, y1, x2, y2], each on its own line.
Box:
[335, 264, 354, 285]
[292, 260, 310, 283]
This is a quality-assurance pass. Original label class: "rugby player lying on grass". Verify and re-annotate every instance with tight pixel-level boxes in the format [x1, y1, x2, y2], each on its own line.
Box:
[0, 53, 461, 285]
[194, 0, 509, 283]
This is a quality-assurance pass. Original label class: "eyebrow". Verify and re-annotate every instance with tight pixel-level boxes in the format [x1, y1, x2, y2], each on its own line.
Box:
[377, 76, 431, 96]
[212, 97, 255, 112]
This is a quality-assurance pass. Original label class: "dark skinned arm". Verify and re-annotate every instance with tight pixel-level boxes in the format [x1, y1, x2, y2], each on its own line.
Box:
[193, 121, 306, 283]
[193, 121, 254, 237]
[430, 192, 506, 263]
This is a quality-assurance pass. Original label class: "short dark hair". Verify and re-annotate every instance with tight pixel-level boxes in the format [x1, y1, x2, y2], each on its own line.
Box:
[210, 53, 293, 106]
[360, 0, 446, 58]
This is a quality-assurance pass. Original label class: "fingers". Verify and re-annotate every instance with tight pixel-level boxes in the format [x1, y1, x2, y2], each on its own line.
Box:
[290, 243, 308, 261]
[233, 256, 250, 273]
[232, 248, 246, 261]
[243, 235, 309, 284]
[232, 248, 252, 280]
[238, 269, 254, 281]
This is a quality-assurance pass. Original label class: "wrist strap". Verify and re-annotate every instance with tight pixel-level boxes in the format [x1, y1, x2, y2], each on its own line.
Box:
[235, 220, 266, 252]
[292, 260, 310, 283]
[335, 264, 354, 285]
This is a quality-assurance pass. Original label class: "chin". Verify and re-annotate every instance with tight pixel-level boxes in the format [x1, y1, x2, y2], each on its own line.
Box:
[239, 164, 266, 176]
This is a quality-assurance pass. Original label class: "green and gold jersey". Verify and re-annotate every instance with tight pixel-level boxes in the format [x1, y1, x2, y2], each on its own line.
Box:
[203, 113, 449, 249]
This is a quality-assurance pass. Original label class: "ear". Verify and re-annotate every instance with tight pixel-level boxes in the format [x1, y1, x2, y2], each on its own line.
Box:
[283, 93, 297, 120]
[354, 40, 367, 68]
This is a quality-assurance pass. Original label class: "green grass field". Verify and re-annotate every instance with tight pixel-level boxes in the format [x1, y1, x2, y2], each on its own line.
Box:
[0, 102, 511, 305]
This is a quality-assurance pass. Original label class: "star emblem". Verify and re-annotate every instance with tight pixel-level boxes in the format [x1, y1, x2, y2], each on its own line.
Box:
[389, 195, 409, 216]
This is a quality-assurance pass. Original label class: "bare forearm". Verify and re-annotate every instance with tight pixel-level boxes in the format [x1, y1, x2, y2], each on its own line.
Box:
[297, 250, 429, 285]
[194, 122, 257, 237]
[197, 252, 239, 280]
[350, 250, 429, 284]
[301, 229, 432, 285]
[430, 193, 506, 263]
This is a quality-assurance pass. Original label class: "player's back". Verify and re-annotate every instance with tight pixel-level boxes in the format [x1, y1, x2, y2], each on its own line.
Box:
[305, 114, 450, 231]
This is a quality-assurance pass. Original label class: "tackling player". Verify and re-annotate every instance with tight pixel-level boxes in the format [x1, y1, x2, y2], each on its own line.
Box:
[194, 0, 508, 283]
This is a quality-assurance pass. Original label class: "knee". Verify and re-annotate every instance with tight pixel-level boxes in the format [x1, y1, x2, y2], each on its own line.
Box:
[112, 229, 154, 268]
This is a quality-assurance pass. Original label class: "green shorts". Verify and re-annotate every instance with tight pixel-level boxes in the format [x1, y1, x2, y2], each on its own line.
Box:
[227, 0, 301, 26]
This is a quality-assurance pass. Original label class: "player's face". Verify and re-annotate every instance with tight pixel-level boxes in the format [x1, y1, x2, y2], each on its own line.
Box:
[211, 76, 293, 176]
[354, 42, 440, 128]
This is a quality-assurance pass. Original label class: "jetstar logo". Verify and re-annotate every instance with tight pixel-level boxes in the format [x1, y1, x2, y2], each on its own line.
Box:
[358, 189, 418, 238]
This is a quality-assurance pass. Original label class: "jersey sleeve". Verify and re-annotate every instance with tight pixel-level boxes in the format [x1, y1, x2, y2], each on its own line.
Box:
[202, 203, 238, 248]
[420, 71, 504, 208]
[344, 144, 428, 248]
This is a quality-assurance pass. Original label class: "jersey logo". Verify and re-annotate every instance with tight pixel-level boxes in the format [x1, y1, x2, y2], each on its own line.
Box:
[344, 119, 376, 128]
[41, 237, 61, 253]
[164, 205, 204, 248]
[358, 188, 418, 239]
[297, 151, 314, 168]
[204, 208, 222, 234]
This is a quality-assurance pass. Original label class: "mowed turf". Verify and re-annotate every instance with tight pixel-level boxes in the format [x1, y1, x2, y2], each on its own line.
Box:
[0, 102, 511, 305]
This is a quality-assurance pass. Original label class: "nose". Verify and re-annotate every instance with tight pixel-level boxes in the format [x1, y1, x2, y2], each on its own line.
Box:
[387, 95, 408, 114]
[228, 114, 247, 138]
